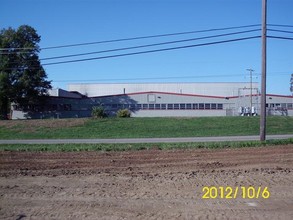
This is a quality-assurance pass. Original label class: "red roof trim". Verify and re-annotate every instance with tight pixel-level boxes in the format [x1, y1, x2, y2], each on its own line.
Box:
[267, 94, 293, 98]
[90, 91, 293, 99]
[91, 91, 229, 99]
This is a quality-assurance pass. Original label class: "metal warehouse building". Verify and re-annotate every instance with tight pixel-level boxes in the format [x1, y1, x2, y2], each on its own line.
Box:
[11, 82, 293, 119]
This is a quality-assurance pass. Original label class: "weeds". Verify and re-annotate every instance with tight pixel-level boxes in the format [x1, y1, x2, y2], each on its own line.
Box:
[0, 138, 292, 152]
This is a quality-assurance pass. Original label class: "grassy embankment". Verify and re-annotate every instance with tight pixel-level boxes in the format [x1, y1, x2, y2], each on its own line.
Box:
[0, 116, 292, 151]
[1, 116, 293, 139]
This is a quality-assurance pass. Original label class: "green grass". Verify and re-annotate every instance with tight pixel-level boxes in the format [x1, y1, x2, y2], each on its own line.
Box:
[0, 138, 292, 152]
[0, 116, 293, 139]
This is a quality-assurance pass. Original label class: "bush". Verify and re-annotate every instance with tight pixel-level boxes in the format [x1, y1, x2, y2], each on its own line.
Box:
[117, 108, 131, 118]
[91, 106, 107, 118]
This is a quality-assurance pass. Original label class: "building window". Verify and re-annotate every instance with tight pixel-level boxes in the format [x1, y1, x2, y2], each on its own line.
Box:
[217, 104, 223, 109]
[193, 103, 198, 109]
[143, 104, 148, 110]
[205, 104, 211, 109]
[111, 104, 117, 109]
[130, 104, 136, 110]
[132, 102, 225, 111]
[123, 104, 129, 109]
[155, 104, 160, 110]
[287, 103, 292, 109]
[167, 104, 173, 110]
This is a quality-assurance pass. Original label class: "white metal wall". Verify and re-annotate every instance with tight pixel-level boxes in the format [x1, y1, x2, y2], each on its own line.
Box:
[68, 82, 259, 97]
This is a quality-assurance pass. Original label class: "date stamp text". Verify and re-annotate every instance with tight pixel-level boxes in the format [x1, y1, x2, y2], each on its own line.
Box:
[202, 186, 270, 199]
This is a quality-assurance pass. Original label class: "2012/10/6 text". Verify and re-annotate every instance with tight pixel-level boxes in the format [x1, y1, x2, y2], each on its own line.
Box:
[202, 186, 270, 199]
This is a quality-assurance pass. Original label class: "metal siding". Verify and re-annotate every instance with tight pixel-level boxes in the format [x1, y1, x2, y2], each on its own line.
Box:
[68, 82, 259, 97]
[99, 93, 230, 105]
[11, 92, 293, 119]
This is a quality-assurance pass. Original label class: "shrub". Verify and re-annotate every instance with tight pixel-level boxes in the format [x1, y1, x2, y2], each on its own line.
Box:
[117, 108, 131, 118]
[91, 106, 107, 118]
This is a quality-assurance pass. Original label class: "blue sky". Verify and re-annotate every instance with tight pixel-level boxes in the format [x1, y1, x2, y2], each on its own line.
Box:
[1, 0, 293, 95]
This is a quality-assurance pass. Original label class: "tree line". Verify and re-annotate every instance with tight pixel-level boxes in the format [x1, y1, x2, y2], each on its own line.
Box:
[0, 25, 51, 119]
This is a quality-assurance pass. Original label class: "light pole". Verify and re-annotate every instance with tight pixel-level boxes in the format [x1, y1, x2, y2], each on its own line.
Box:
[247, 68, 254, 115]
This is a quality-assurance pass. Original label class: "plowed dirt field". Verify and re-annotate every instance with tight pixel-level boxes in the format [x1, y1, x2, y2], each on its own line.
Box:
[0, 145, 292, 219]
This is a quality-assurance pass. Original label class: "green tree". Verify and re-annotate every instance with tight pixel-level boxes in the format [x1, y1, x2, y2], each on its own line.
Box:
[0, 25, 51, 119]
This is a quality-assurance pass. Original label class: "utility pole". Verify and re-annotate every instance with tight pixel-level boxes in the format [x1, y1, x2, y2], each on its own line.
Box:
[260, 0, 267, 141]
[247, 68, 254, 115]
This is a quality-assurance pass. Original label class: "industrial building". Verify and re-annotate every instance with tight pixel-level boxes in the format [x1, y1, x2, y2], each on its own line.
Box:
[11, 82, 293, 119]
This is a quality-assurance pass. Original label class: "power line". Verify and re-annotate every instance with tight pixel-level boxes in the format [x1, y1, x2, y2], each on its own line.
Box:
[267, 29, 293, 34]
[53, 74, 243, 82]
[40, 24, 261, 50]
[268, 24, 293, 28]
[41, 29, 260, 61]
[42, 36, 260, 66]
[256, 71, 292, 75]
[0, 24, 260, 51]
[51, 71, 292, 83]
[1, 23, 291, 52]
[268, 36, 293, 40]
[1, 36, 259, 70]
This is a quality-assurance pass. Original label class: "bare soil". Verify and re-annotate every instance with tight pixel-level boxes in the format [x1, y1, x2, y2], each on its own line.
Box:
[0, 145, 292, 220]
[0, 118, 87, 130]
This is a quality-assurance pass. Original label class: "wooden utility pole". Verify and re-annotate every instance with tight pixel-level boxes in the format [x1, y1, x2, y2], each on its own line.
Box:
[260, 0, 267, 141]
